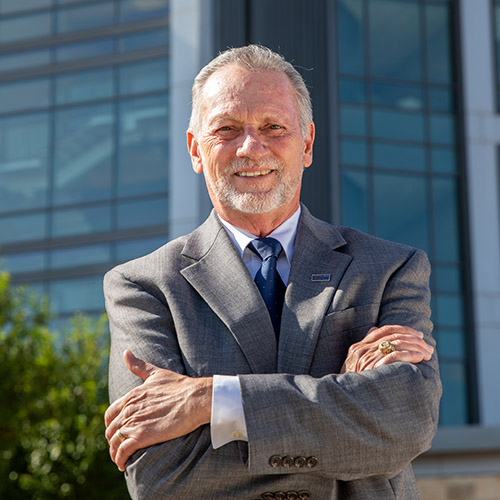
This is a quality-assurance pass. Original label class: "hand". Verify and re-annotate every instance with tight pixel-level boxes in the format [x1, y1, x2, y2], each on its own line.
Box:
[340, 325, 434, 374]
[105, 350, 213, 471]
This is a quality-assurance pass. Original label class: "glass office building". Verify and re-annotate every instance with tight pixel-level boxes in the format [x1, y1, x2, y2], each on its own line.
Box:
[0, 0, 171, 320]
[2, 0, 500, 491]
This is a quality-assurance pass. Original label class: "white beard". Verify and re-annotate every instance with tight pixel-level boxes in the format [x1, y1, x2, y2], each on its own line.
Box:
[206, 157, 303, 214]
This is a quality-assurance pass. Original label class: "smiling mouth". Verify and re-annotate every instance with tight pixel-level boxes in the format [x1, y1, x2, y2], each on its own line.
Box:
[235, 169, 273, 177]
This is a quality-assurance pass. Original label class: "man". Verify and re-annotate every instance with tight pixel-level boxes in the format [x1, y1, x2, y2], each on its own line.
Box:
[104, 45, 441, 499]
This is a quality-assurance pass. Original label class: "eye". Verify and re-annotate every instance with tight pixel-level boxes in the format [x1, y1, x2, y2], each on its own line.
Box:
[269, 124, 281, 130]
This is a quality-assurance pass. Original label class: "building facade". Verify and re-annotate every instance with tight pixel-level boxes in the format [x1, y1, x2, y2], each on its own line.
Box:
[1, 0, 499, 497]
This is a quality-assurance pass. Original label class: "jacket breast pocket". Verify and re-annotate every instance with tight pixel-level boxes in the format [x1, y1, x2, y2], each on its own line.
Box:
[311, 303, 380, 375]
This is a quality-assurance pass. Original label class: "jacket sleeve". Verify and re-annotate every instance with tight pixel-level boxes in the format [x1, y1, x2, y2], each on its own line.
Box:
[238, 248, 442, 480]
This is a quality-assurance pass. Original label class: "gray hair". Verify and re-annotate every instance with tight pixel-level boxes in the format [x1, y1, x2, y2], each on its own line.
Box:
[188, 44, 313, 136]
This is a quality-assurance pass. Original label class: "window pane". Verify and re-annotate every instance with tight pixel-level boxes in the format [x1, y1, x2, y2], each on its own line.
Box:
[338, 0, 365, 75]
[0, 251, 46, 273]
[54, 104, 114, 204]
[118, 94, 168, 197]
[0, 113, 49, 212]
[342, 169, 369, 233]
[116, 236, 166, 262]
[372, 110, 425, 142]
[435, 265, 461, 292]
[439, 360, 468, 425]
[0, 49, 51, 73]
[55, 38, 114, 63]
[119, 28, 169, 53]
[431, 147, 456, 173]
[339, 78, 366, 104]
[430, 114, 456, 144]
[371, 82, 423, 111]
[119, 59, 169, 95]
[0, 13, 51, 43]
[369, 0, 422, 81]
[57, 2, 114, 33]
[436, 294, 464, 328]
[433, 177, 460, 262]
[117, 197, 168, 230]
[52, 205, 112, 237]
[0, 78, 50, 113]
[340, 105, 366, 136]
[429, 87, 454, 112]
[119, 0, 169, 23]
[341, 139, 368, 166]
[49, 275, 104, 314]
[50, 244, 111, 269]
[0, 212, 46, 244]
[56, 68, 114, 104]
[374, 173, 429, 252]
[438, 329, 465, 360]
[0, 0, 52, 14]
[426, 4, 453, 84]
[373, 142, 425, 171]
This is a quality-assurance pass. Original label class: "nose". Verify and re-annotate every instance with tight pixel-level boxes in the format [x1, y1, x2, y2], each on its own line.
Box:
[236, 129, 267, 159]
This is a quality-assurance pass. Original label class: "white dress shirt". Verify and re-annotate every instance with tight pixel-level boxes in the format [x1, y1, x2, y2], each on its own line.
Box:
[210, 207, 301, 449]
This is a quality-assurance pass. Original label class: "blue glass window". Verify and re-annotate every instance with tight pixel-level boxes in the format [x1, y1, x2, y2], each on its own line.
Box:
[119, 28, 169, 53]
[0, 212, 47, 244]
[119, 59, 169, 95]
[372, 110, 425, 142]
[119, 0, 169, 23]
[340, 105, 367, 136]
[54, 104, 114, 204]
[49, 275, 105, 314]
[338, 0, 365, 75]
[0, 251, 47, 273]
[0, 0, 52, 14]
[117, 197, 168, 230]
[52, 205, 112, 237]
[371, 82, 424, 111]
[0, 78, 50, 113]
[57, 2, 114, 33]
[373, 142, 426, 171]
[55, 38, 114, 63]
[116, 236, 166, 262]
[374, 173, 429, 252]
[118, 94, 169, 197]
[369, 0, 422, 81]
[341, 139, 368, 166]
[50, 244, 111, 269]
[341, 169, 369, 233]
[0, 12, 52, 43]
[56, 68, 114, 105]
[0, 49, 51, 73]
[439, 361, 468, 425]
[0, 113, 50, 212]
[426, 4, 453, 84]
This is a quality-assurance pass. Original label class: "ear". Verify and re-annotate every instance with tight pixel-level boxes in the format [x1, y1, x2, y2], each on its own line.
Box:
[187, 130, 204, 174]
[303, 121, 315, 169]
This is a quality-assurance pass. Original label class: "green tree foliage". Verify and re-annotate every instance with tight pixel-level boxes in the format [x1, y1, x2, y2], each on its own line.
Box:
[0, 272, 129, 499]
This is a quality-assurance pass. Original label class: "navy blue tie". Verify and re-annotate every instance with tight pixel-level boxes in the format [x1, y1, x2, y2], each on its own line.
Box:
[248, 237, 286, 338]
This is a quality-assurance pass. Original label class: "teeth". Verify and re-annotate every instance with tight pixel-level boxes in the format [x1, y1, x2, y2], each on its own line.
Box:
[236, 170, 272, 177]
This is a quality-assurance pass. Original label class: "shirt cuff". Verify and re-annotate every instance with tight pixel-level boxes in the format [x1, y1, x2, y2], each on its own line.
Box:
[211, 375, 248, 449]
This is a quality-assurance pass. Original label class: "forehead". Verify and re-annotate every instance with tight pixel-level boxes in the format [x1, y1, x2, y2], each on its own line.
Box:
[200, 65, 299, 123]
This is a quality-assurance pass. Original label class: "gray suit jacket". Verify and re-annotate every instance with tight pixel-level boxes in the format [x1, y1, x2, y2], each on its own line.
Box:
[104, 205, 441, 500]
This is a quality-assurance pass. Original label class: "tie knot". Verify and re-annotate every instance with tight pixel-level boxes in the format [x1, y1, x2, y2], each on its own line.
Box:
[248, 237, 282, 261]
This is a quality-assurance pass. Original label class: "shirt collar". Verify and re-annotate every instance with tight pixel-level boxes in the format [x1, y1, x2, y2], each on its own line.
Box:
[217, 206, 301, 266]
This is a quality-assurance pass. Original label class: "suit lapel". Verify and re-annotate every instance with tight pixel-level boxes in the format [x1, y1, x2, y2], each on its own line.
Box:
[278, 207, 352, 374]
[180, 212, 277, 374]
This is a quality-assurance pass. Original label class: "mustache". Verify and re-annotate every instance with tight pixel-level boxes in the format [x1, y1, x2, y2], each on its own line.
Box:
[227, 157, 284, 173]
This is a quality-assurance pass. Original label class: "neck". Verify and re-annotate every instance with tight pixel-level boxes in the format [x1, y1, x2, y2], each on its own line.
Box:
[216, 204, 299, 237]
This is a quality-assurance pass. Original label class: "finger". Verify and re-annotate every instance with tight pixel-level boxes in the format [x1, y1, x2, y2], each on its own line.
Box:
[123, 349, 158, 381]
[382, 335, 434, 358]
[363, 325, 423, 343]
[105, 395, 125, 428]
[375, 349, 427, 368]
[115, 436, 140, 471]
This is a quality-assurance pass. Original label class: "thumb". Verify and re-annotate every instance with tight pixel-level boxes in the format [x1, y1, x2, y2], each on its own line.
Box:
[123, 349, 157, 381]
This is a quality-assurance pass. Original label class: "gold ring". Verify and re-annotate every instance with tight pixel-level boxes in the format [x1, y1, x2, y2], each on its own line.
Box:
[379, 340, 396, 356]
[115, 431, 127, 443]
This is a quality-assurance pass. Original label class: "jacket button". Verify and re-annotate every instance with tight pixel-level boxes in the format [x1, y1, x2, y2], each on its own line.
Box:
[269, 455, 282, 468]
[294, 456, 307, 468]
[298, 491, 311, 500]
[286, 492, 299, 499]
[306, 456, 319, 468]
[282, 455, 294, 468]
